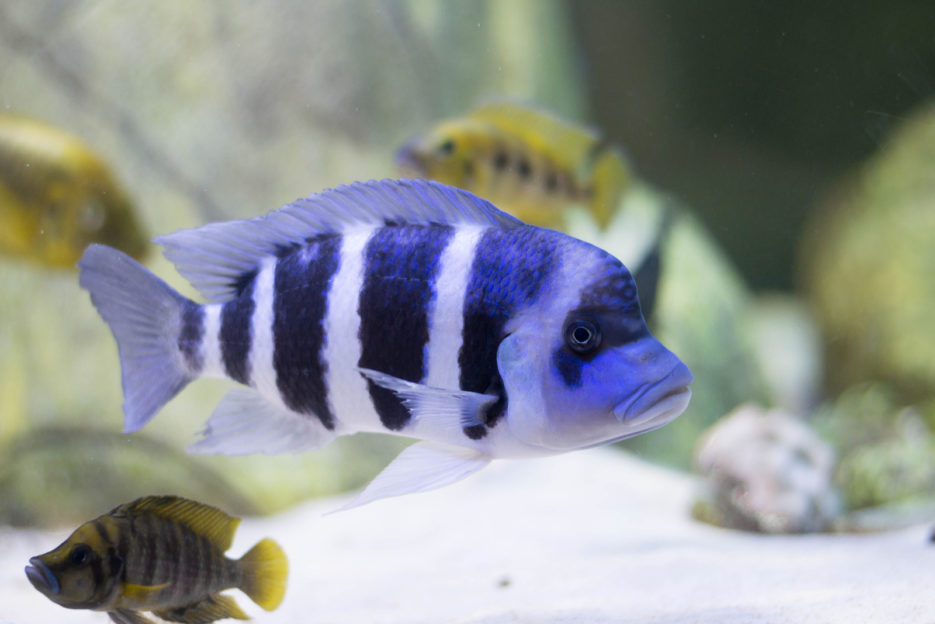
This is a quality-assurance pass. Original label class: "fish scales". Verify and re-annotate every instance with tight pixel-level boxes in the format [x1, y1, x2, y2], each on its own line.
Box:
[248, 257, 279, 416]
[323, 227, 378, 433]
[135, 515, 160, 588]
[272, 234, 342, 428]
[358, 224, 453, 430]
[459, 227, 560, 436]
[178, 301, 205, 372]
[77, 179, 693, 509]
[122, 514, 235, 608]
[424, 225, 485, 390]
[184, 531, 204, 600]
[199, 222, 559, 438]
[219, 276, 255, 385]
[200, 305, 224, 379]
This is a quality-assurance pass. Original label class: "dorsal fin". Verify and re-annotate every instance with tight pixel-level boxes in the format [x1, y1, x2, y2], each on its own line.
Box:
[156, 178, 521, 302]
[110, 496, 240, 551]
[468, 101, 601, 159]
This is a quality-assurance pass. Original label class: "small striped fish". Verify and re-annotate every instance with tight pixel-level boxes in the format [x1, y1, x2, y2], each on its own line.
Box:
[25, 496, 287, 624]
[395, 102, 630, 230]
[78, 179, 692, 509]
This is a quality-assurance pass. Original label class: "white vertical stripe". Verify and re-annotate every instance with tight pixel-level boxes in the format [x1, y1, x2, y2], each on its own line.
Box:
[248, 256, 282, 405]
[200, 303, 224, 378]
[323, 226, 379, 431]
[424, 225, 486, 389]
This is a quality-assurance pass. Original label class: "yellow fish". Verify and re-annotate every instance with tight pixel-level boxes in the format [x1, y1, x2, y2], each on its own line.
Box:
[26, 495, 287, 624]
[0, 114, 148, 268]
[396, 102, 630, 229]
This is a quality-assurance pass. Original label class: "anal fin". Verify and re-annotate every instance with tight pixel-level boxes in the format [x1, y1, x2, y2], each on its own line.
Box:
[153, 594, 248, 623]
[188, 388, 336, 455]
[334, 441, 491, 512]
[109, 610, 156, 624]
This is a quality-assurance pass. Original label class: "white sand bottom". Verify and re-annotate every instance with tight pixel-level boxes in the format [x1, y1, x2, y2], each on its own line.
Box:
[3, 449, 933, 624]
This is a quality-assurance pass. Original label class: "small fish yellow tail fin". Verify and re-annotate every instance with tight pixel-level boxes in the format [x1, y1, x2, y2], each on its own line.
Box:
[588, 146, 630, 229]
[238, 538, 288, 611]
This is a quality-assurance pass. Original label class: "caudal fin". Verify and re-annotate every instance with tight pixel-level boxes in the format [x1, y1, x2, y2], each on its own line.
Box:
[238, 538, 288, 611]
[78, 244, 196, 433]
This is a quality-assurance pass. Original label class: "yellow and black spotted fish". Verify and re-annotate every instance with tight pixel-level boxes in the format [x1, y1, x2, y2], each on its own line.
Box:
[396, 102, 630, 230]
[25, 495, 287, 624]
[0, 113, 148, 269]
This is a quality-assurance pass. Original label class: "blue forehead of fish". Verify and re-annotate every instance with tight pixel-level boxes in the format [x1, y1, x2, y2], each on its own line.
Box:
[552, 262, 648, 388]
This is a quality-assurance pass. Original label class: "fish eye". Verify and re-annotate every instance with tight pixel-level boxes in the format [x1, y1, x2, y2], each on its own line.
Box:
[69, 544, 92, 567]
[564, 319, 601, 354]
[437, 139, 456, 156]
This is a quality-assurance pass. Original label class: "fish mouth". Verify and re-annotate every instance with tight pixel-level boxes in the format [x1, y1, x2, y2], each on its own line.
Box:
[394, 143, 427, 177]
[613, 362, 694, 429]
[25, 557, 60, 595]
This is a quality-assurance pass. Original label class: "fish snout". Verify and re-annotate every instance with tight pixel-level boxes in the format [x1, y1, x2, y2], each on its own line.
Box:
[394, 141, 427, 176]
[25, 557, 60, 595]
[613, 361, 693, 428]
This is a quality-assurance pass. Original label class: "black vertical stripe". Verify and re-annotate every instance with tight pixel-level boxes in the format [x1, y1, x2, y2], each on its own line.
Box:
[137, 515, 159, 586]
[114, 520, 130, 580]
[273, 235, 342, 429]
[92, 519, 111, 544]
[89, 557, 105, 594]
[459, 227, 559, 436]
[165, 521, 183, 601]
[209, 541, 225, 594]
[186, 530, 204, 601]
[358, 225, 453, 431]
[220, 271, 256, 385]
[177, 300, 204, 372]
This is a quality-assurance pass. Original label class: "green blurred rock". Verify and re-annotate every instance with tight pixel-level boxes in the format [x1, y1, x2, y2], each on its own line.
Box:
[568, 185, 770, 468]
[800, 101, 935, 402]
[812, 383, 935, 512]
[0, 427, 259, 528]
[836, 438, 935, 511]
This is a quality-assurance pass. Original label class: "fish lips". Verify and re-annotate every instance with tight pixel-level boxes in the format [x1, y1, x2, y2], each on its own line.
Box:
[614, 362, 694, 429]
[25, 557, 60, 595]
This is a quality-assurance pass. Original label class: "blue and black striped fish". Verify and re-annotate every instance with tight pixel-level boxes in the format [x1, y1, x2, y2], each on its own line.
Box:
[78, 179, 693, 509]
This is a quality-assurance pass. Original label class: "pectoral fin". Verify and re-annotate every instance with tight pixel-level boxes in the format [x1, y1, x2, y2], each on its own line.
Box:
[334, 441, 491, 512]
[121, 582, 169, 604]
[153, 594, 248, 623]
[358, 367, 498, 435]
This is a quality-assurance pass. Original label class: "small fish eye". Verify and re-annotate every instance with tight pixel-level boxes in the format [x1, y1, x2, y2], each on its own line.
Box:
[565, 319, 601, 354]
[437, 139, 456, 156]
[69, 544, 92, 567]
